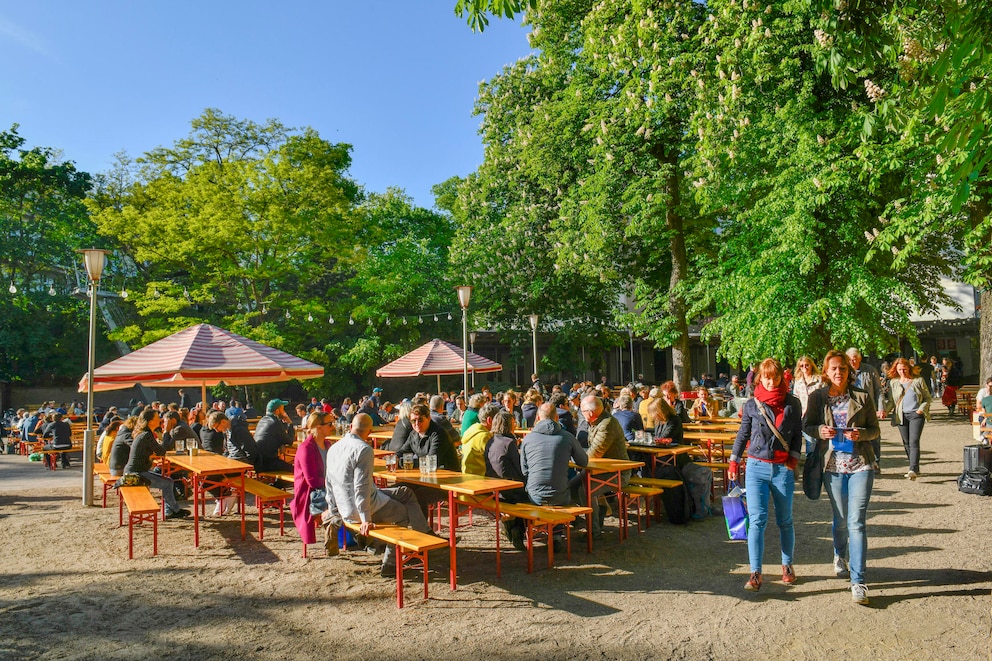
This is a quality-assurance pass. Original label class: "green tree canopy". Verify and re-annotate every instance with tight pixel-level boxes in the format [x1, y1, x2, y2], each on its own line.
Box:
[0, 125, 108, 383]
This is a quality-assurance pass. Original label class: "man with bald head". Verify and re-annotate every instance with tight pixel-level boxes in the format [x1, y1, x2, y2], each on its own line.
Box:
[324, 413, 432, 577]
[578, 394, 631, 536]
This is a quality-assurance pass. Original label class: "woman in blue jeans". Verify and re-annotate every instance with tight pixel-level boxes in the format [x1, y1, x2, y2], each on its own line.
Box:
[804, 349, 881, 605]
[728, 358, 803, 592]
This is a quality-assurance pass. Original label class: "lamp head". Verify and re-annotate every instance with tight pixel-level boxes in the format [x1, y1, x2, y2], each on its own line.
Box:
[455, 285, 473, 309]
[80, 249, 109, 281]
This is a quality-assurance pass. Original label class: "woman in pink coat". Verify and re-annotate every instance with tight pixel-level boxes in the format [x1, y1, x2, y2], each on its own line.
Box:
[291, 412, 333, 553]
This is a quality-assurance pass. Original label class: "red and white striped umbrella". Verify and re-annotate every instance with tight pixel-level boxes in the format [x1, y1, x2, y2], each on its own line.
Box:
[78, 323, 323, 393]
[375, 339, 501, 384]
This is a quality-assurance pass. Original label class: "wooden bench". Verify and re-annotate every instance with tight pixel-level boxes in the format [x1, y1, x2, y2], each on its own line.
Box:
[36, 444, 81, 470]
[94, 463, 117, 508]
[119, 486, 159, 559]
[224, 477, 292, 540]
[341, 521, 448, 608]
[454, 496, 590, 572]
[621, 485, 664, 532]
[695, 461, 731, 494]
[256, 470, 294, 484]
[629, 477, 683, 523]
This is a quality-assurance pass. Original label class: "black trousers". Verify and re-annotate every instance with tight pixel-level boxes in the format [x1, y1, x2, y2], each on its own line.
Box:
[896, 411, 925, 472]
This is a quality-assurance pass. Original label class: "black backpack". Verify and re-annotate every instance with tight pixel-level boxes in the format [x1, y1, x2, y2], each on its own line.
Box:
[654, 463, 694, 524]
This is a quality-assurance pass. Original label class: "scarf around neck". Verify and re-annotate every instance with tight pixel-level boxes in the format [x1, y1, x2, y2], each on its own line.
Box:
[754, 381, 788, 427]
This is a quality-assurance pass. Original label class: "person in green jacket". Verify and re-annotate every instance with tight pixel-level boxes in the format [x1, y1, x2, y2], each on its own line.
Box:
[460, 393, 486, 435]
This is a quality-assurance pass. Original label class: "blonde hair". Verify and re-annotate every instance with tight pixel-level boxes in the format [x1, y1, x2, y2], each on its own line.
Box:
[794, 356, 820, 376]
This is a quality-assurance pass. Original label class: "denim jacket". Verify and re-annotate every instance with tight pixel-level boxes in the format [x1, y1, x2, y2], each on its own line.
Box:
[730, 395, 803, 463]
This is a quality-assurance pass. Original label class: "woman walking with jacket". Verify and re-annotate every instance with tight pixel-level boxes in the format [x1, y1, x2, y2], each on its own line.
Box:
[728, 358, 803, 592]
[804, 350, 882, 605]
[885, 358, 931, 480]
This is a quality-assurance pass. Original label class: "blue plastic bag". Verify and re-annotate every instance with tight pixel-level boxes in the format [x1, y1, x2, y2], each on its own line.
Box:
[722, 482, 748, 541]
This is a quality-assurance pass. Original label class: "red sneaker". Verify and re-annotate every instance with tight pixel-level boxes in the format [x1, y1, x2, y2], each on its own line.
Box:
[744, 572, 762, 591]
[782, 564, 796, 585]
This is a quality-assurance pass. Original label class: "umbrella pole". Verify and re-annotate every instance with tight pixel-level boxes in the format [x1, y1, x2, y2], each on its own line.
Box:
[437, 373, 441, 395]
[201, 381, 207, 412]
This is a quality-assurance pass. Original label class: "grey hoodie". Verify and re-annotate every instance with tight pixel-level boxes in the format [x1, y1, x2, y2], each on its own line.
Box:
[520, 418, 588, 505]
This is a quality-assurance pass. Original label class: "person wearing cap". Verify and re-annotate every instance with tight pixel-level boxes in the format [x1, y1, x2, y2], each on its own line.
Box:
[369, 387, 383, 409]
[253, 398, 295, 473]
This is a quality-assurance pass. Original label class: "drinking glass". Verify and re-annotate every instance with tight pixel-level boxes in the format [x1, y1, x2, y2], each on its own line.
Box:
[402, 453, 415, 471]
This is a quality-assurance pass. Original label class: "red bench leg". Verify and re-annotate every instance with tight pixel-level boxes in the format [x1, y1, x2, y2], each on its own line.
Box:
[395, 546, 405, 609]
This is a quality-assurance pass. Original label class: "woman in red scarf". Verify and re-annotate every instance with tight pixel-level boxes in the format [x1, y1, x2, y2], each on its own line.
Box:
[728, 358, 803, 592]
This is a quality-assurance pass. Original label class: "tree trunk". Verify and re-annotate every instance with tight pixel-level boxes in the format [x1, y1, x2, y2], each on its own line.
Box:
[981, 290, 992, 383]
[666, 160, 691, 391]
[970, 190, 991, 384]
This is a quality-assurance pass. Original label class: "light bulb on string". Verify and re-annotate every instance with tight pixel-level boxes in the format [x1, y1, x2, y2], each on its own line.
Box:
[285, 309, 291, 319]
[447, 312, 452, 320]
[402, 317, 407, 325]
[328, 315, 335, 324]
[48, 283, 56, 296]
[349, 316, 355, 325]
[433, 314, 438, 322]
[120, 287, 128, 299]
[8, 282, 16, 294]
[261, 304, 268, 314]
[153, 288, 160, 298]
[236, 301, 243, 310]
[419, 316, 424, 324]
[385, 317, 390, 326]
[183, 286, 190, 299]
[307, 312, 314, 322]
[367, 318, 373, 326]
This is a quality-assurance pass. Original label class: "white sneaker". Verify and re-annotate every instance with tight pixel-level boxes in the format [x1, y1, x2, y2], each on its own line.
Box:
[834, 555, 849, 577]
[905, 470, 918, 480]
[851, 583, 869, 605]
[212, 500, 223, 516]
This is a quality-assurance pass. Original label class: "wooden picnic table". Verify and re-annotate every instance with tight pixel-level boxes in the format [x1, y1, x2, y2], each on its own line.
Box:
[681, 430, 738, 462]
[571, 457, 645, 548]
[163, 451, 253, 548]
[625, 444, 697, 474]
[374, 466, 523, 590]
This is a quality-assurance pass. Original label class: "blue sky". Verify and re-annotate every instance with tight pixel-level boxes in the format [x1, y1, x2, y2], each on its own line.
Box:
[0, 1, 532, 209]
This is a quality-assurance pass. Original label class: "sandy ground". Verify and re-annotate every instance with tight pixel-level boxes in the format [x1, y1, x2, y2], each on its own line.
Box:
[1, 408, 990, 661]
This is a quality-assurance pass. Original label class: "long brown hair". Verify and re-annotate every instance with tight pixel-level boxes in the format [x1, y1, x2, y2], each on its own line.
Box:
[134, 408, 159, 435]
[887, 357, 920, 379]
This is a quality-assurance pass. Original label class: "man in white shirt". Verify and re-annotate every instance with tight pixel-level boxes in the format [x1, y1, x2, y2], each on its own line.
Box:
[324, 413, 431, 576]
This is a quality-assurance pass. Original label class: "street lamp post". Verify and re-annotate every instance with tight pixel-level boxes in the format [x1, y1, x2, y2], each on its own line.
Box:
[528, 314, 539, 377]
[81, 248, 108, 506]
[469, 331, 478, 389]
[456, 286, 473, 399]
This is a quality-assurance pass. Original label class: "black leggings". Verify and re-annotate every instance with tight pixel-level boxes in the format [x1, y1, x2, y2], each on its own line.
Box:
[896, 411, 925, 472]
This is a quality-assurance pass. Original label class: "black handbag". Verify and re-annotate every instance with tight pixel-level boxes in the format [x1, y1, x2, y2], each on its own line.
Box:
[802, 439, 824, 500]
[957, 467, 992, 496]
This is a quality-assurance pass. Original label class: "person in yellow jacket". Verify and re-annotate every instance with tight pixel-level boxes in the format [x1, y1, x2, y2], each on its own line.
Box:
[460, 402, 501, 475]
